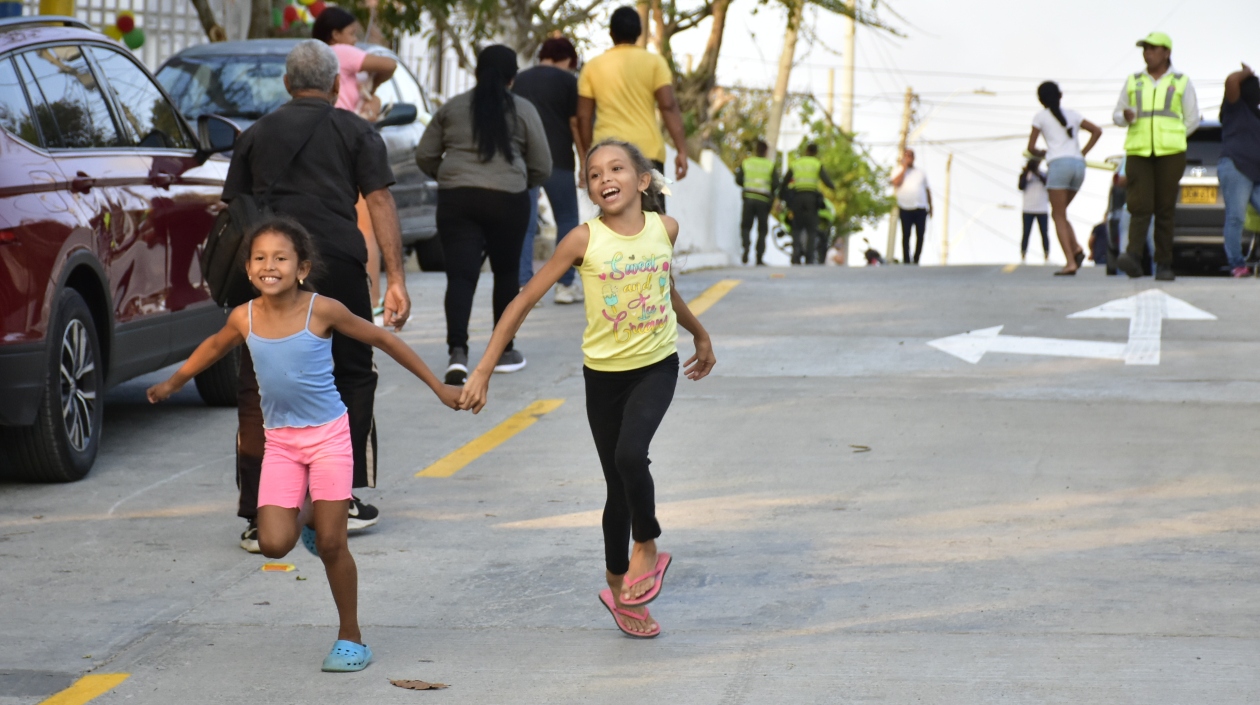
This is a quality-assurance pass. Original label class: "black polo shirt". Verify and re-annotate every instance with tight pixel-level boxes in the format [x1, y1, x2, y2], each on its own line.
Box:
[513, 65, 577, 173]
[222, 97, 395, 264]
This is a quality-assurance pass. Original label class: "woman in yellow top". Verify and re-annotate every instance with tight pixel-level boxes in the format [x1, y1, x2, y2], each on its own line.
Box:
[460, 139, 716, 638]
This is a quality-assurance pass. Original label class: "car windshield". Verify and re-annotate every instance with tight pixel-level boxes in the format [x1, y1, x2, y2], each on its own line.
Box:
[1186, 125, 1222, 166]
[156, 55, 288, 120]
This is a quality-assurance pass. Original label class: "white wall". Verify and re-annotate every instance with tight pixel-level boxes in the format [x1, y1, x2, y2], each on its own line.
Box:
[661, 147, 744, 271]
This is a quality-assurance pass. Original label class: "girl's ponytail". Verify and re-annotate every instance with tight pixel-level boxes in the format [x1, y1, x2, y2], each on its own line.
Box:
[1037, 81, 1073, 138]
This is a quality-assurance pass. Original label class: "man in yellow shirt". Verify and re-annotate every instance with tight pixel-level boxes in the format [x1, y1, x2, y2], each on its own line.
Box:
[577, 5, 689, 200]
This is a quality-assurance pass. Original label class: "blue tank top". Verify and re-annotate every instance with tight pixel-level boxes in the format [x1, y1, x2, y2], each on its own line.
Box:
[245, 294, 346, 429]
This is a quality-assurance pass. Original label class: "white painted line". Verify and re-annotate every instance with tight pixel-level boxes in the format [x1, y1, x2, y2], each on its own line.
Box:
[107, 454, 233, 515]
[928, 326, 1126, 364]
[931, 290, 1216, 366]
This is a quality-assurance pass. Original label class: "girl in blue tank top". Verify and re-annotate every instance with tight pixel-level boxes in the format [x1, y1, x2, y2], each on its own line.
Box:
[147, 218, 461, 673]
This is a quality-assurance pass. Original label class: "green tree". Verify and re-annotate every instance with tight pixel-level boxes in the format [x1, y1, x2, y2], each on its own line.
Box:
[795, 102, 891, 237]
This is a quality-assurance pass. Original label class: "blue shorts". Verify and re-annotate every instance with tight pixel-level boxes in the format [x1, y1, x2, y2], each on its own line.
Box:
[1046, 157, 1086, 191]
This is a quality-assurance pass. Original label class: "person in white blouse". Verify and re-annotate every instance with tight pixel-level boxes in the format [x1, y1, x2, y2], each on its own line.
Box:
[1027, 81, 1101, 276]
[1018, 158, 1050, 262]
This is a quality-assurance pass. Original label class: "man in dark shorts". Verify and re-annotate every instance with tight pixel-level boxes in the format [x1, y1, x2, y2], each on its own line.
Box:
[223, 40, 411, 551]
[513, 36, 587, 304]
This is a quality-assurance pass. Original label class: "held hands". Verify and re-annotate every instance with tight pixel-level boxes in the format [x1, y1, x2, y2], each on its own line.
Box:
[683, 336, 716, 381]
[435, 384, 464, 410]
[458, 369, 490, 414]
[146, 379, 181, 404]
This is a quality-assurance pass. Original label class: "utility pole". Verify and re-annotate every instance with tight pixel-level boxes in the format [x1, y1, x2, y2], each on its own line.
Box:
[839, 1, 855, 133]
[764, 0, 803, 166]
[826, 68, 836, 120]
[941, 152, 953, 265]
[885, 86, 913, 262]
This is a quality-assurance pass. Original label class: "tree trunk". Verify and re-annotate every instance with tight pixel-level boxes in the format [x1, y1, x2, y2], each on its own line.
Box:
[650, 0, 664, 55]
[188, 0, 227, 41]
[673, 0, 731, 152]
[764, 0, 803, 165]
[247, 0, 272, 38]
[636, 0, 650, 47]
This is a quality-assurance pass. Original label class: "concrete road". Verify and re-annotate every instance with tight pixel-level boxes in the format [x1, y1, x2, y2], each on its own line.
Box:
[2, 264, 1258, 704]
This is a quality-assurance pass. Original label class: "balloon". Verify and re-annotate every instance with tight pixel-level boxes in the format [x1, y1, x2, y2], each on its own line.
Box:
[122, 27, 144, 49]
[115, 13, 134, 34]
[309, 0, 326, 16]
[281, 5, 299, 23]
[103, 24, 124, 40]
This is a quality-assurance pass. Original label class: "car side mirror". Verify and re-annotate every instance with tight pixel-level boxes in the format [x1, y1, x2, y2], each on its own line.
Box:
[195, 114, 239, 163]
[375, 102, 417, 130]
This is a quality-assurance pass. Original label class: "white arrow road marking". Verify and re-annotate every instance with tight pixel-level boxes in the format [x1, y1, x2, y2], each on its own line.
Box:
[930, 290, 1216, 366]
[928, 326, 1126, 364]
[1067, 289, 1216, 366]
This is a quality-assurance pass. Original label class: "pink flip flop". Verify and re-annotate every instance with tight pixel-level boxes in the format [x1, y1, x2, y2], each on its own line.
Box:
[620, 552, 671, 606]
[598, 589, 660, 638]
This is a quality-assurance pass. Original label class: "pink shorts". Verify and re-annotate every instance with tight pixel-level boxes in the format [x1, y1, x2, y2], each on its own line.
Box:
[258, 413, 353, 509]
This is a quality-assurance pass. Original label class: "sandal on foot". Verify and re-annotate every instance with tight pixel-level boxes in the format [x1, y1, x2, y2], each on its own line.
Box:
[598, 589, 660, 638]
[1074, 251, 1085, 268]
[620, 552, 671, 606]
[1053, 268, 1077, 276]
[322, 639, 372, 672]
[301, 524, 319, 557]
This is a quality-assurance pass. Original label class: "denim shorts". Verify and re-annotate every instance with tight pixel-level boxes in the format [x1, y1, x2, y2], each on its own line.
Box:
[1046, 157, 1086, 191]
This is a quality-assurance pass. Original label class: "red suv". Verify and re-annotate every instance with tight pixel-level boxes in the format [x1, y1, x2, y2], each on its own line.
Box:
[0, 17, 237, 482]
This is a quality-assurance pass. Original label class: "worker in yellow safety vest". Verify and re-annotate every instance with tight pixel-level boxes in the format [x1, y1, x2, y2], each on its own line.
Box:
[1112, 31, 1200, 281]
[779, 143, 835, 265]
[735, 140, 780, 265]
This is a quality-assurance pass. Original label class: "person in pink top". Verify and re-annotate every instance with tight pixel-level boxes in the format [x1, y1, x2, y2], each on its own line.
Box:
[313, 4, 397, 314]
[312, 5, 395, 118]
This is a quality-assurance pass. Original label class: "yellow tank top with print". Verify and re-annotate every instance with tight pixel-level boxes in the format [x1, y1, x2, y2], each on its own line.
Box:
[578, 211, 679, 372]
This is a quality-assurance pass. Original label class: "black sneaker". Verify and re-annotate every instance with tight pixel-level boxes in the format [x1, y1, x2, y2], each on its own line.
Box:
[445, 347, 468, 386]
[1155, 263, 1176, 281]
[347, 496, 379, 531]
[240, 519, 260, 553]
[493, 348, 527, 373]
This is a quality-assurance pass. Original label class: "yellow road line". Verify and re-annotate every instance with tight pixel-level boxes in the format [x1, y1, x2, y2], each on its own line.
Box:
[39, 674, 129, 705]
[416, 399, 565, 478]
[1001, 263, 1019, 273]
[687, 279, 741, 316]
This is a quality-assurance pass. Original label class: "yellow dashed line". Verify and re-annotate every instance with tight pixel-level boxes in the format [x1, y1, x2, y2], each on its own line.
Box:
[38, 674, 129, 705]
[416, 399, 565, 478]
[687, 279, 742, 316]
[1001, 264, 1019, 273]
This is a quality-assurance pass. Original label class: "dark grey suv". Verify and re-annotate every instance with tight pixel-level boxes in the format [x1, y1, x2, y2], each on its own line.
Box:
[155, 39, 443, 269]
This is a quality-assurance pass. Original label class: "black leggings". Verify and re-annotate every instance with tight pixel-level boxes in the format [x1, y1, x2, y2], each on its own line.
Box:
[437, 187, 531, 353]
[1021, 212, 1049, 256]
[584, 353, 678, 575]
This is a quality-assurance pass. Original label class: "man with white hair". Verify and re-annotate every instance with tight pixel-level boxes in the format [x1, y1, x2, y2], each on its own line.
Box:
[223, 40, 409, 551]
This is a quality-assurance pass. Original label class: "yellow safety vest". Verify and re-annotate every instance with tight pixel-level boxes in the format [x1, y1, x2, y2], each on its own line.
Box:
[741, 156, 774, 201]
[789, 157, 822, 192]
[1124, 71, 1190, 157]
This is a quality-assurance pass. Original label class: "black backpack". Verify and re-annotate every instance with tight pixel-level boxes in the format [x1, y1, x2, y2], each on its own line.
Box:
[201, 108, 331, 307]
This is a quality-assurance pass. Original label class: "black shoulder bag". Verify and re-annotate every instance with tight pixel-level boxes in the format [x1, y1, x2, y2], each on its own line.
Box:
[201, 107, 331, 307]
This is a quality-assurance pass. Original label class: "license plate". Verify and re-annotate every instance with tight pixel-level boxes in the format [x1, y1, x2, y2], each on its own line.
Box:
[1181, 186, 1217, 204]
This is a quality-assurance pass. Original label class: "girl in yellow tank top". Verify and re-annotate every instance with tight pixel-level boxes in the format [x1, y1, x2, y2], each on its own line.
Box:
[459, 139, 716, 639]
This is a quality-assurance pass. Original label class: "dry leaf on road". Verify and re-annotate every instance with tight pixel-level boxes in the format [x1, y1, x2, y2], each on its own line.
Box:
[390, 679, 449, 690]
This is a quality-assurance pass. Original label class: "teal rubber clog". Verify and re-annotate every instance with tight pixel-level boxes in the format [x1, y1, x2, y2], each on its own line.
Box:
[300, 525, 319, 557]
[322, 640, 372, 672]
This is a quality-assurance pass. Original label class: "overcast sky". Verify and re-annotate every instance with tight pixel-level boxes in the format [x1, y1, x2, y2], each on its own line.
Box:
[657, 0, 1255, 265]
